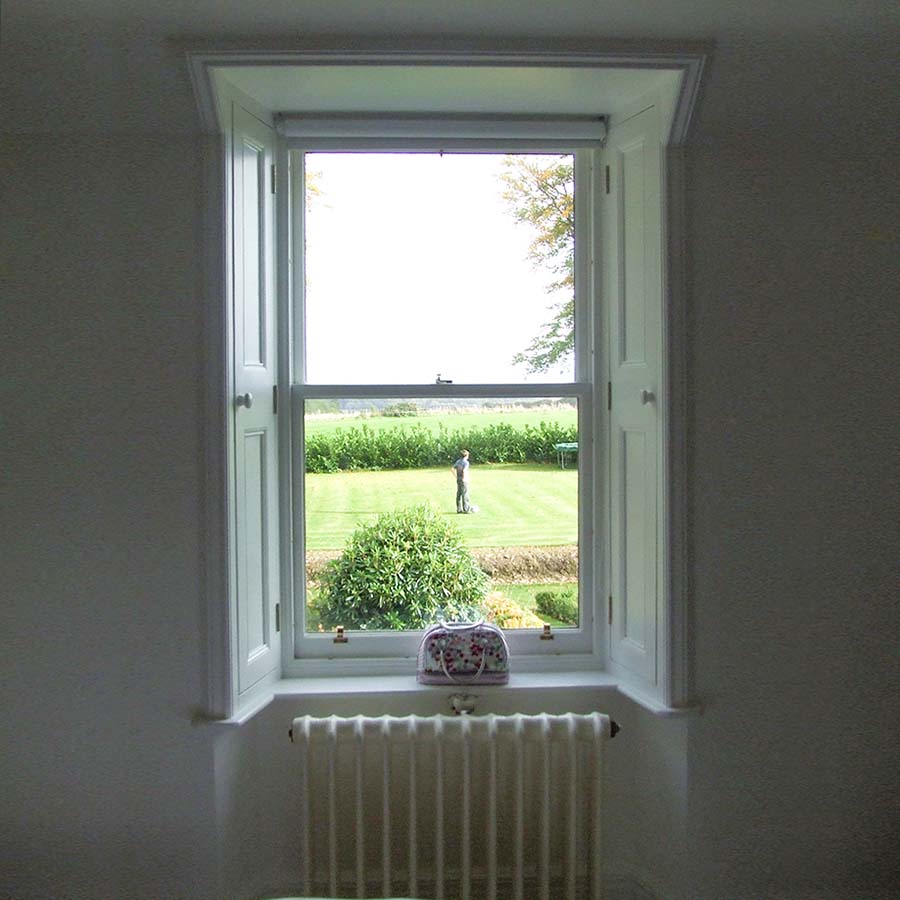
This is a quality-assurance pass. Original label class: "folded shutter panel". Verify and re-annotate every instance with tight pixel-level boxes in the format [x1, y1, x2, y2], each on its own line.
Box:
[603, 104, 663, 688]
[232, 103, 280, 693]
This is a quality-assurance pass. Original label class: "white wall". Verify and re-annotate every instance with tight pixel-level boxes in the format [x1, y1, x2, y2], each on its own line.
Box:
[1, 132, 219, 897]
[2, 4, 898, 899]
[683, 34, 899, 897]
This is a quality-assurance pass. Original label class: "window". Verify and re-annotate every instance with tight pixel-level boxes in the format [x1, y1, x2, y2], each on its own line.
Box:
[190, 51, 702, 717]
[290, 147, 597, 661]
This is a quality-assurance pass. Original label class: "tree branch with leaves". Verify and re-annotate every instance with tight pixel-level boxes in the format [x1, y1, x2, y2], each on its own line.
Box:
[500, 155, 575, 374]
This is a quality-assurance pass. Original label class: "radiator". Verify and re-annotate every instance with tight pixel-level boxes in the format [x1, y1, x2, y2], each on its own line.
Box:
[290, 712, 615, 900]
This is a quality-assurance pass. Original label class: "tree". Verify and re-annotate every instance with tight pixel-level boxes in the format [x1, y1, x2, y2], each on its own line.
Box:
[500, 155, 575, 374]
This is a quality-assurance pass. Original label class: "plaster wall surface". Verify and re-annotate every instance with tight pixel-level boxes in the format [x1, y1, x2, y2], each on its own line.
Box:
[2, 2, 898, 899]
[685, 134, 898, 898]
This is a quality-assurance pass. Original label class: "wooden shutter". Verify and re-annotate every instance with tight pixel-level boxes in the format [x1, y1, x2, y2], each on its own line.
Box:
[231, 103, 280, 693]
[603, 104, 663, 688]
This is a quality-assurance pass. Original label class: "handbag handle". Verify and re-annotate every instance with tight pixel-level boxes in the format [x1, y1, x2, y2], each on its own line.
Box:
[440, 646, 488, 684]
[438, 619, 485, 631]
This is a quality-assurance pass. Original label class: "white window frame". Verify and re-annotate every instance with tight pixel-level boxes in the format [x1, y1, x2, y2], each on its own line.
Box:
[285, 140, 599, 669]
[187, 49, 705, 718]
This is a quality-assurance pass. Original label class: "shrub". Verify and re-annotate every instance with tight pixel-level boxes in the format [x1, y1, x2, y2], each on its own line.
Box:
[482, 591, 545, 629]
[535, 588, 578, 624]
[311, 505, 488, 630]
[383, 401, 419, 417]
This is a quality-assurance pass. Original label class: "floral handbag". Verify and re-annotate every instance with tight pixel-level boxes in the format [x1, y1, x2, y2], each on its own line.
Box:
[416, 620, 510, 685]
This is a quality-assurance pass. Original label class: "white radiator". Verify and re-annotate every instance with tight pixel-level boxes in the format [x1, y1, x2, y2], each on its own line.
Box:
[290, 712, 615, 900]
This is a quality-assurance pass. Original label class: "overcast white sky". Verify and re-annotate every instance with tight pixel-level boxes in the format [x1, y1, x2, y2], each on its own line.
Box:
[304, 153, 573, 385]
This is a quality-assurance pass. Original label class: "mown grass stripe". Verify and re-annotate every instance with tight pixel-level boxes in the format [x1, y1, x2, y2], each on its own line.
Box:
[305, 463, 577, 550]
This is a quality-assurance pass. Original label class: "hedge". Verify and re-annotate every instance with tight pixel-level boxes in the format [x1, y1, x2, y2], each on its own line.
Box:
[305, 421, 577, 473]
[535, 588, 578, 625]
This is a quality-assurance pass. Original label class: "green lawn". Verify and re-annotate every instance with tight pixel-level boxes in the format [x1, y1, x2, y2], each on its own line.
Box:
[305, 407, 577, 438]
[305, 462, 577, 550]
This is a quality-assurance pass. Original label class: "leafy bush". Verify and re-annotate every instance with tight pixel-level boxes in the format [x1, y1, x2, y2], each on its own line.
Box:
[311, 505, 488, 630]
[304, 420, 577, 472]
[383, 402, 419, 417]
[535, 588, 578, 625]
[482, 591, 545, 629]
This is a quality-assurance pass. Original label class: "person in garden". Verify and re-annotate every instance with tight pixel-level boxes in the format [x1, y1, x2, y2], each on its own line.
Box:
[452, 449, 474, 514]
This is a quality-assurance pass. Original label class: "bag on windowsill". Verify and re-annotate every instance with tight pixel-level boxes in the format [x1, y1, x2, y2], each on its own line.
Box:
[416, 620, 510, 685]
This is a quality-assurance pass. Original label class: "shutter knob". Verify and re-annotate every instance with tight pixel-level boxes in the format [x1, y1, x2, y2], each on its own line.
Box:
[640, 388, 655, 405]
[236, 392, 253, 409]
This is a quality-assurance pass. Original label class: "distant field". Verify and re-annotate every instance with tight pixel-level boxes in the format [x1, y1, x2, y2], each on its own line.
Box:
[305, 462, 577, 550]
[305, 407, 577, 438]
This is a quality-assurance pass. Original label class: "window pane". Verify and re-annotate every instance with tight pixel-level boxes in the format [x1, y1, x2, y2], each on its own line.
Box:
[304, 153, 575, 384]
[303, 398, 579, 632]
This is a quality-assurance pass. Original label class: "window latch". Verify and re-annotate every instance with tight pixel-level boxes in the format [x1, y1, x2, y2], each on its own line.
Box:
[435, 373, 453, 384]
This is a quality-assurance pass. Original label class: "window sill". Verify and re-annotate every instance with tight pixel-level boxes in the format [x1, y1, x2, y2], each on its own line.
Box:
[206, 672, 700, 727]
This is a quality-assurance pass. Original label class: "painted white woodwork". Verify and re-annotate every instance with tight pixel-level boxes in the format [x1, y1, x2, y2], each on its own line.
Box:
[278, 113, 607, 142]
[232, 102, 281, 693]
[604, 104, 663, 689]
[287, 140, 596, 665]
[213, 62, 682, 121]
[187, 49, 704, 711]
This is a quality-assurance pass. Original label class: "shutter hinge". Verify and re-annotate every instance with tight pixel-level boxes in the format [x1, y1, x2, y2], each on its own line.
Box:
[607, 382, 612, 411]
[272, 384, 278, 414]
[605, 164, 611, 195]
[271, 163, 276, 194]
[275, 602, 281, 632]
[608, 596, 613, 625]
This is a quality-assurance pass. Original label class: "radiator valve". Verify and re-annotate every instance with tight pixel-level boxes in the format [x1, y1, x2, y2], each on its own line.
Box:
[449, 693, 477, 715]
